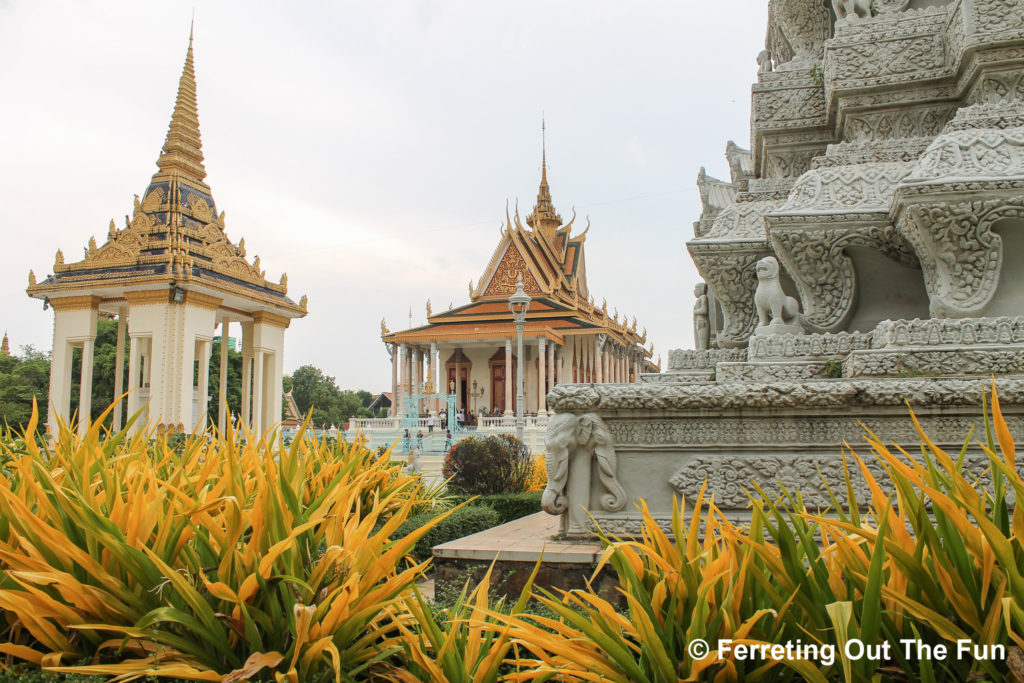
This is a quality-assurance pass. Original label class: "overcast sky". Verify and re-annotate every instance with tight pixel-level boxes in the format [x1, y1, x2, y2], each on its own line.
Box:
[0, 1, 769, 392]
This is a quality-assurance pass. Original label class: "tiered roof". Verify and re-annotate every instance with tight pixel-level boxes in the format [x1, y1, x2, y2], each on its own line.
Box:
[27, 32, 306, 318]
[383, 144, 651, 357]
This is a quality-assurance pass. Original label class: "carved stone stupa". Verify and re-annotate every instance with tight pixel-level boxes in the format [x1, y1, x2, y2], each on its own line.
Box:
[542, 0, 1024, 536]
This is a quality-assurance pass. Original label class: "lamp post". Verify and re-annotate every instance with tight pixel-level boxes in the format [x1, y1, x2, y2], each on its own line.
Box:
[508, 275, 532, 443]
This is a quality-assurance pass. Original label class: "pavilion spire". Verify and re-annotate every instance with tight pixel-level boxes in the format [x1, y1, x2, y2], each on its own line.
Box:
[526, 116, 562, 236]
[155, 26, 207, 182]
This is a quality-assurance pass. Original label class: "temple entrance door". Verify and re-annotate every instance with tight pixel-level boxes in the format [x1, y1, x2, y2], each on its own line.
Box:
[491, 365, 505, 414]
[487, 348, 514, 416]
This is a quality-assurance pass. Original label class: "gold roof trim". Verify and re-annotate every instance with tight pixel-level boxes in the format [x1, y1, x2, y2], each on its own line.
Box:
[182, 291, 222, 310]
[124, 290, 173, 305]
[252, 311, 291, 329]
[49, 295, 102, 312]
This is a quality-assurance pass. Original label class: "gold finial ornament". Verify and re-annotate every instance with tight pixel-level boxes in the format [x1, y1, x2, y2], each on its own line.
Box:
[468, 280, 474, 298]
[299, 295, 308, 311]
[525, 117, 562, 238]
[108, 219, 117, 240]
[55, 249, 64, 266]
[28, 270, 36, 287]
[155, 27, 206, 182]
[280, 272, 288, 289]
[0, 333, 8, 356]
[426, 299, 432, 317]
[381, 317, 390, 336]
[87, 237, 98, 255]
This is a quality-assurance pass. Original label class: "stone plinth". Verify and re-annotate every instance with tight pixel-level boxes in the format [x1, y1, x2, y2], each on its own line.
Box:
[542, 374, 1024, 537]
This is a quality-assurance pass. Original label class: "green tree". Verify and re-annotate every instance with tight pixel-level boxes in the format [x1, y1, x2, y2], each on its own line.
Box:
[207, 339, 242, 428]
[287, 365, 377, 428]
[0, 345, 50, 430]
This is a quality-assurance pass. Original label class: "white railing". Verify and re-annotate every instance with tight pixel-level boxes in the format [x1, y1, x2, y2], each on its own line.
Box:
[347, 417, 401, 431]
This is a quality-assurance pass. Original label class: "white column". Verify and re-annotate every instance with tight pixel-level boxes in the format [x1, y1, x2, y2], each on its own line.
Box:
[197, 339, 212, 430]
[390, 344, 399, 417]
[112, 308, 127, 431]
[430, 341, 439, 414]
[78, 338, 95, 437]
[504, 339, 513, 416]
[548, 341, 556, 390]
[455, 350, 462, 414]
[126, 335, 141, 424]
[537, 337, 547, 414]
[595, 341, 603, 383]
[252, 349, 265, 435]
[398, 344, 408, 416]
[241, 322, 254, 429]
[415, 349, 424, 413]
[218, 320, 229, 433]
[48, 339, 73, 433]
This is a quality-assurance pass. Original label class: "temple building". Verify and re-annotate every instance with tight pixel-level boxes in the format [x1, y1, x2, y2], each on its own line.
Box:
[379, 135, 656, 425]
[27, 31, 307, 436]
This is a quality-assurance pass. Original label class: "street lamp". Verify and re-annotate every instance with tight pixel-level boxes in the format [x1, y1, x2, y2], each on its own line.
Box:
[508, 274, 531, 442]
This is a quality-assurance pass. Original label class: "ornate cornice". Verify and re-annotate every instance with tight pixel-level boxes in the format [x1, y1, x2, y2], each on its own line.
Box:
[49, 295, 102, 312]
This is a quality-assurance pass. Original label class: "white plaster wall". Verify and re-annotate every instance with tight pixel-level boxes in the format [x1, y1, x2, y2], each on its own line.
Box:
[127, 301, 216, 431]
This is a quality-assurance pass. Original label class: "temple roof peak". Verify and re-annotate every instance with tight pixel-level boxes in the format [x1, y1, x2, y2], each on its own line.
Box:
[526, 117, 562, 236]
[154, 27, 206, 183]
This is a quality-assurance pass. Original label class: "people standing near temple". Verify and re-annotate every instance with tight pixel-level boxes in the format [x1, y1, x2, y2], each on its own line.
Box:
[441, 410, 448, 430]
[468, 410, 476, 427]
[457, 408, 465, 428]
[444, 429, 452, 451]
[402, 429, 412, 452]
[416, 430, 424, 450]
[427, 414, 435, 433]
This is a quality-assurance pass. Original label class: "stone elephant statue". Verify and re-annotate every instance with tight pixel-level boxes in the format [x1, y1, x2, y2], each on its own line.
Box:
[543, 412, 627, 535]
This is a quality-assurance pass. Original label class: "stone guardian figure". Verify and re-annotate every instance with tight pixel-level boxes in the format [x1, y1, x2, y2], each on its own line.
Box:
[543, 412, 627, 536]
[754, 256, 804, 336]
[693, 282, 711, 350]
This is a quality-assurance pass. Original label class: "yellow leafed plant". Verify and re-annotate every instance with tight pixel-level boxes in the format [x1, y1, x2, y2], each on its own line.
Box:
[0, 402, 452, 681]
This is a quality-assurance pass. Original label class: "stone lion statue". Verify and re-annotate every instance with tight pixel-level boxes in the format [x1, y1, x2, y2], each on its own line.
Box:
[542, 412, 627, 521]
[754, 256, 801, 328]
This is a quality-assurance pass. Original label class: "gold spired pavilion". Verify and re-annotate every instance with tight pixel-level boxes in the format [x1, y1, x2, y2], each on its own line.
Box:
[380, 134, 656, 424]
[27, 32, 307, 436]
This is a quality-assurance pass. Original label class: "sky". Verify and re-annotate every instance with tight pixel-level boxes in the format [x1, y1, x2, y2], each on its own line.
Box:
[0, 1, 770, 392]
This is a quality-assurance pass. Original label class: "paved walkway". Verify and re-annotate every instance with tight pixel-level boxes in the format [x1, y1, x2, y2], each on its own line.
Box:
[433, 512, 603, 563]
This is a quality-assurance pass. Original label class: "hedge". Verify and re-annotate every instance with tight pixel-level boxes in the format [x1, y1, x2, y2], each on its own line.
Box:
[392, 504, 500, 561]
[449, 492, 543, 525]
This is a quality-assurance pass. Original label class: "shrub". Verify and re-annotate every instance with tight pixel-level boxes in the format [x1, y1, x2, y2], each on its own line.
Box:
[442, 434, 533, 495]
[448, 492, 543, 525]
[525, 453, 547, 492]
[0, 406, 450, 681]
[393, 505, 500, 561]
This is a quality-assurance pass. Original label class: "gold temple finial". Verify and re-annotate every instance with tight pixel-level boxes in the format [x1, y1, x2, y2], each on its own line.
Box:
[381, 317, 389, 336]
[468, 280, 474, 298]
[155, 28, 206, 182]
[108, 219, 116, 240]
[300, 295, 308, 311]
[525, 116, 562, 236]
[426, 299, 432, 317]
[1, 332, 8, 356]
[55, 249, 64, 266]
[28, 270, 36, 287]
[280, 272, 288, 289]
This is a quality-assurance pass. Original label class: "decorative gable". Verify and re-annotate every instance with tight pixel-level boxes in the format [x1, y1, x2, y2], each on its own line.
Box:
[483, 242, 544, 297]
